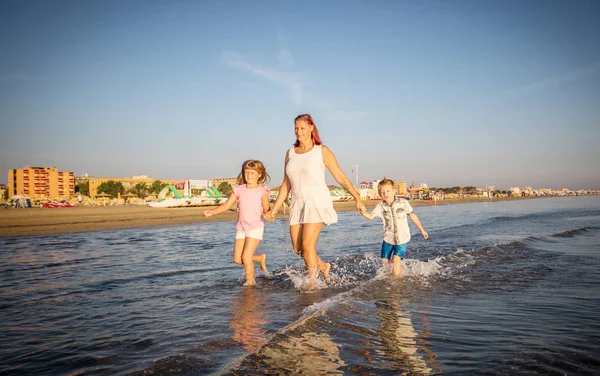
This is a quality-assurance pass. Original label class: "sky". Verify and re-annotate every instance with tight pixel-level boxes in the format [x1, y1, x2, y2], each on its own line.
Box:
[1, 0, 599, 190]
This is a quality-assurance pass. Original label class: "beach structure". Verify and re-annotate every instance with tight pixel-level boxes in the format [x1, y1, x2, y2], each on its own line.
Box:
[88, 176, 172, 198]
[7, 166, 74, 199]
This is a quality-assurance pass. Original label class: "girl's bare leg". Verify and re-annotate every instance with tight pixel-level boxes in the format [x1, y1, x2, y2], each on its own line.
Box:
[241, 237, 261, 286]
[254, 253, 268, 273]
[233, 239, 245, 265]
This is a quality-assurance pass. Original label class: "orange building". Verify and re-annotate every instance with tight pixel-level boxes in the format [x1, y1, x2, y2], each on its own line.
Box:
[7, 166, 75, 199]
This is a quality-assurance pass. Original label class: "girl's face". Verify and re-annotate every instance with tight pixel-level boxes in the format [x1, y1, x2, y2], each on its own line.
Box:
[294, 120, 313, 143]
[244, 168, 260, 186]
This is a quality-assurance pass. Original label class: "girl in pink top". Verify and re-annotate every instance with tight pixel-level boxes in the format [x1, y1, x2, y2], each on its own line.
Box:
[203, 160, 271, 286]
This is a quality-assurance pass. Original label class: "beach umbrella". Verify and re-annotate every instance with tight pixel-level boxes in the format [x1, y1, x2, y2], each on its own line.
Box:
[96, 192, 110, 198]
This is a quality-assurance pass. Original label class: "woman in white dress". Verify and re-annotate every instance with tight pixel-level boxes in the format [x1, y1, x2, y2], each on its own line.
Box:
[267, 114, 366, 283]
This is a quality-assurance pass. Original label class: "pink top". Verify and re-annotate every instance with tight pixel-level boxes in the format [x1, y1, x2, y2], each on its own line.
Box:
[233, 184, 268, 231]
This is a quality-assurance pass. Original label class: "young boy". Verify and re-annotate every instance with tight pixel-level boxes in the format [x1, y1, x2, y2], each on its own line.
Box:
[361, 178, 429, 277]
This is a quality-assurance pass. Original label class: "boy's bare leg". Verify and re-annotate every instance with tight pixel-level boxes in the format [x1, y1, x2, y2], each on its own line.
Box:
[391, 255, 402, 277]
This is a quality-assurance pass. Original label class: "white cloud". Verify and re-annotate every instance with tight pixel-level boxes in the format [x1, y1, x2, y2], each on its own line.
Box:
[221, 50, 303, 105]
[507, 62, 600, 95]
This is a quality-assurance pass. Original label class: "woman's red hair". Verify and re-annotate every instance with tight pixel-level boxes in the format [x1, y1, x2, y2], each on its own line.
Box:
[294, 114, 322, 147]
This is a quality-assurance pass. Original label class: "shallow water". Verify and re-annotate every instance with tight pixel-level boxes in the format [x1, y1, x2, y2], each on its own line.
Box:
[1, 196, 599, 375]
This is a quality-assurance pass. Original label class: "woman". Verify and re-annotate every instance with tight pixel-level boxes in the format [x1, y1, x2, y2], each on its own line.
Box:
[267, 114, 366, 284]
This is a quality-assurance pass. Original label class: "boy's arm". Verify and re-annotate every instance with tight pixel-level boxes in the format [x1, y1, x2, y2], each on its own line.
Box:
[203, 194, 236, 217]
[409, 213, 429, 239]
[361, 211, 377, 220]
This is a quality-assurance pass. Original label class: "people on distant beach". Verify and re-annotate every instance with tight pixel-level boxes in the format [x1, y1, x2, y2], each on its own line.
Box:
[266, 114, 366, 287]
[203, 160, 271, 286]
[360, 178, 429, 277]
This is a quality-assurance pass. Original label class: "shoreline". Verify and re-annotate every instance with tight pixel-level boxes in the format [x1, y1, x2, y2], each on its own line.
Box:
[0, 197, 533, 238]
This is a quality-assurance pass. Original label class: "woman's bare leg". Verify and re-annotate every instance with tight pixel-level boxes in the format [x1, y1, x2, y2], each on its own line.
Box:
[290, 224, 330, 281]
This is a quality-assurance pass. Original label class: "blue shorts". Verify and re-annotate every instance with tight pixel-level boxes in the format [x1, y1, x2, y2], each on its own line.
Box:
[381, 241, 407, 260]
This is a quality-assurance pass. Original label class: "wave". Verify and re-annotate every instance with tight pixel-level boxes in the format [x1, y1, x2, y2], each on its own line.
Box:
[552, 225, 600, 238]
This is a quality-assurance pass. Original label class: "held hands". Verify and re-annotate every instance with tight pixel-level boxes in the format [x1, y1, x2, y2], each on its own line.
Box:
[421, 230, 429, 240]
[203, 210, 213, 218]
[263, 210, 275, 222]
[356, 201, 366, 213]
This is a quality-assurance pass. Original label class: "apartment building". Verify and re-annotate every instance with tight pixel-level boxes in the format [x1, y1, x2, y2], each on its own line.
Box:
[7, 166, 75, 199]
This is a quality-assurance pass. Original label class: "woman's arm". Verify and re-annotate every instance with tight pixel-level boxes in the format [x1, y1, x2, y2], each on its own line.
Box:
[322, 145, 366, 212]
[203, 194, 236, 217]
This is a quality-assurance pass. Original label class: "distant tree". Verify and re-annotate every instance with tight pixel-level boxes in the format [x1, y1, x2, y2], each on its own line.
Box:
[130, 182, 149, 198]
[75, 181, 89, 196]
[217, 182, 233, 196]
[97, 180, 125, 198]
[463, 186, 477, 194]
[150, 180, 168, 194]
[449, 186, 462, 194]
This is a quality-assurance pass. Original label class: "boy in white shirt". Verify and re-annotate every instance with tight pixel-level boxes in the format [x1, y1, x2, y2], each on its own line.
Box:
[361, 178, 429, 277]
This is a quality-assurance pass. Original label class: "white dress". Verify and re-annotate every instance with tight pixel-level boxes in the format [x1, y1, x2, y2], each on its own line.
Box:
[286, 145, 338, 226]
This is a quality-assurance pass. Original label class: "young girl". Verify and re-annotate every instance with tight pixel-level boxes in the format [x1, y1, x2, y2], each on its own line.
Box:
[203, 160, 271, 286]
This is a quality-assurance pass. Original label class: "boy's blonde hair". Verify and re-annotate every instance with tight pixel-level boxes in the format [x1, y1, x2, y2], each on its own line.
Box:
[236, 160, 270, 186]
[378, 178, 395, 192]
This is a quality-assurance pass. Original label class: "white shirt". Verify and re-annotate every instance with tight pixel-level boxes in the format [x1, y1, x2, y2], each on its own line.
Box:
[371, 199, 414, 245]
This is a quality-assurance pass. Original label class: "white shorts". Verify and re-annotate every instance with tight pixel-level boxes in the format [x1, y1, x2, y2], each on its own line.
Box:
[235, 226, 264, 240]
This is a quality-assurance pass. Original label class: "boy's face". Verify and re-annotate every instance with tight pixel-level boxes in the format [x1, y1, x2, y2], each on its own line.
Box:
[379, 184, 395, 204]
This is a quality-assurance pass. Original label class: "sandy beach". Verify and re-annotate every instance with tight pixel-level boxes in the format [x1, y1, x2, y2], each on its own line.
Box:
[0, 197, 526, 238]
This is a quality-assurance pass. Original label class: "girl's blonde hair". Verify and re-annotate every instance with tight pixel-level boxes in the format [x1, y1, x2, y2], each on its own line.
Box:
[236, 160, 270, 186]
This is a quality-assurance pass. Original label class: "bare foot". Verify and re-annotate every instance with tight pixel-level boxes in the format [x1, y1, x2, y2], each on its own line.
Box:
[321, 262, 331, 282]
[258, 254, 268, 273]
[243, 279, 256, 287]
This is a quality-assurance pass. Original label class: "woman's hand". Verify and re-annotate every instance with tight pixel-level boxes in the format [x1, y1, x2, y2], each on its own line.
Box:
[203, 210, 213, 218]
[263, 210, 275, 222]
[356, 201, 366, 213]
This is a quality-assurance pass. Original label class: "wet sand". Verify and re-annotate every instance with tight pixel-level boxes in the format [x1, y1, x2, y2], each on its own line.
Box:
[0, 197, 525, 238]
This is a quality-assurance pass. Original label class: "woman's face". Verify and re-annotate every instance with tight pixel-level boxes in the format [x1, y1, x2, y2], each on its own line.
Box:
[294, 120, 313, 143]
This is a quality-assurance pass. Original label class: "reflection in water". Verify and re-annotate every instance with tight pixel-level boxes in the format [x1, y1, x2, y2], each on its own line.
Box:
[376, 297, 432, 374]
[258, 331, 346, 375]
[230, 288, 270, 351]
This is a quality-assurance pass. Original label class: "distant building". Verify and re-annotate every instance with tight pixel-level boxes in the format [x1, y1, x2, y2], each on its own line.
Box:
[0, 184, 7, 200]
[75, 173, 94, 185]
[190, 180, 208, 190]
[88, 176, 172, 198]
[7, 166, 75, 199]
[210, 177, 237, 188]
[394, 181, 408, 196]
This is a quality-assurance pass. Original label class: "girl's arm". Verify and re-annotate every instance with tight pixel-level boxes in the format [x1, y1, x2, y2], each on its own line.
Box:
[409, 213, 429, 239]
[322, 145, 366, 213]
[261, 192, 270, 215]
[266, 151, 291, 219]
[203, 194, 236, 217]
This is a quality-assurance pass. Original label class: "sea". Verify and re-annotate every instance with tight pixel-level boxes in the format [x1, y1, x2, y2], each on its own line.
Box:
[1, 196, 599, 375]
